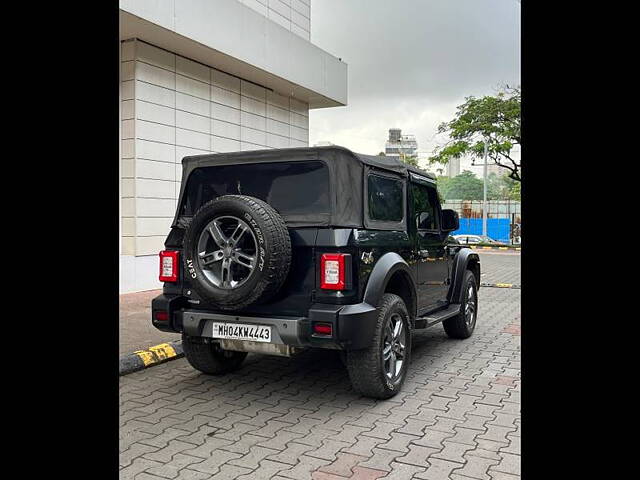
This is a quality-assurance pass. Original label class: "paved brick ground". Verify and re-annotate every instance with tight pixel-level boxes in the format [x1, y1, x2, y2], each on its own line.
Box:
[120, 256, 521, 479]
[476, 251, 520, 286]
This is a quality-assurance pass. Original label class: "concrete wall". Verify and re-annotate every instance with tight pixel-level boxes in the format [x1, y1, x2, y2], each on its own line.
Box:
[120, 39, 309, 292]
[119, 0, 346, 108]
[238, 0, 311, 40]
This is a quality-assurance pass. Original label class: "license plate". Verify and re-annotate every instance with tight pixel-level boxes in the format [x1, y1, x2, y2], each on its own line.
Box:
[210, 322, 272, 343]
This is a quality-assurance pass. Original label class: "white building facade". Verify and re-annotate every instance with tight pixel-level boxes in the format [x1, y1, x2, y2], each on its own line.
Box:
[384, 128, 418, 159]
[120, 0, 347, 293]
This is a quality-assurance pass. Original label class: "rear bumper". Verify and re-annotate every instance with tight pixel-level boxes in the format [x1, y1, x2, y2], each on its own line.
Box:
[152, 294, 378, 350]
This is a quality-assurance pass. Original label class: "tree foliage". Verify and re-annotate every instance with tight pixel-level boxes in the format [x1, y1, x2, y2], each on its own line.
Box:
[438, 171, 521, 202]
[429, 85, 521, 181]
[438, 170, 484, 200]
[399, 154, 419, 167]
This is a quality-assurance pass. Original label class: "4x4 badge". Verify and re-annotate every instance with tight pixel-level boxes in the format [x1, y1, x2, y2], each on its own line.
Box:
[361, 251, 374, 264]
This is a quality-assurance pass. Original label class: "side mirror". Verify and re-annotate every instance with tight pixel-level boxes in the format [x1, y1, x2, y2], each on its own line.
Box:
[441, 209, 459, 232]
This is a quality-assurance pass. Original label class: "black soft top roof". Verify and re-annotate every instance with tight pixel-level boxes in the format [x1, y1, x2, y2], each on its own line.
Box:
[180, 146, 435, 179]
[175, 146, 435, 229]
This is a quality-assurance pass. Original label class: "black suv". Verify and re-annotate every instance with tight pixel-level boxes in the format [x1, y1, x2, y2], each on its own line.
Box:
[152, 146, 480, 399]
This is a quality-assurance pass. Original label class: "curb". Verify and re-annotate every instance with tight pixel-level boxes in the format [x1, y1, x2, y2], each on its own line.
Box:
[119, 340, 184, 376]
[470, 245, 521, 251]
[481, 282, 521, 289]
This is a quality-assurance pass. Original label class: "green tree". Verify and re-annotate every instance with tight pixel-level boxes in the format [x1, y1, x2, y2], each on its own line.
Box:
[440, 170, 484, 200]
[435, 176, 451, 204]
[429, 85, 521, 181]
[399, 153, 419, 167]
[378, 151, 386, 156]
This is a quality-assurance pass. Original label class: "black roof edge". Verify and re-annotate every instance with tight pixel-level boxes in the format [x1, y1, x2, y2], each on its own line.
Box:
[180, 145, 437, 180]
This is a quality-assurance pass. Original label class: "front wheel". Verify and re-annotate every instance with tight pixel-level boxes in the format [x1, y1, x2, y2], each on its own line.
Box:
[443, 270, 478, 339]
[346, 293, 411, 399]
[182, 334, 247, 375]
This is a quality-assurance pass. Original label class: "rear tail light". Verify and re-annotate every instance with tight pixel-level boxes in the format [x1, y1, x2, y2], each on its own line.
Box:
[154, 311, 169, 322]
[313, 323, 333, 336]
[320, 253, 346, 290]
[159, 250, 179, 282]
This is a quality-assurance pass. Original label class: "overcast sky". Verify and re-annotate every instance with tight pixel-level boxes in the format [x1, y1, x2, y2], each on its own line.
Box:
[309, 0, 520, 175]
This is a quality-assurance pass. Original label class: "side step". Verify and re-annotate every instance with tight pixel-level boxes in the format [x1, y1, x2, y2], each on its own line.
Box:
[414, 304, 461, 329]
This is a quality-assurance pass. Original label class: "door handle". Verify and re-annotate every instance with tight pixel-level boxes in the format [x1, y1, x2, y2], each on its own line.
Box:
[418, 249, 429, 258]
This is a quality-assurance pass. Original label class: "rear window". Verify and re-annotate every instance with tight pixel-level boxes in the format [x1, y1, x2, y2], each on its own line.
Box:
[180, 161, 330, 223]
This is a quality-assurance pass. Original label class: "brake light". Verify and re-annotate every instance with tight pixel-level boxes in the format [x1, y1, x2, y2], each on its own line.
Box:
[320, 253, 346, 290]
[159, 250, 179, 282]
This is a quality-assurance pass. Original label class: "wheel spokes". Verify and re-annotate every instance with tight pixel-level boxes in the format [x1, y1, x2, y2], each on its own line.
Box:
[383, 343, 392, 361]
[199, 249, 223, 267]
[220, 258, 232, 287]
[233, 251, 256, 270]
[229, 223, 248, 247]
[208, 221, 228, 248]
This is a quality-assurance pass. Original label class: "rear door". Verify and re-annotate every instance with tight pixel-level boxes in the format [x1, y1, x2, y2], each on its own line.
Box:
[410, 179, 449, 313]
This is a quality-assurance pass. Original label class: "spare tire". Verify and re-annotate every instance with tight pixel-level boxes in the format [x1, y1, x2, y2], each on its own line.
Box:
[183, 195, 291, 311]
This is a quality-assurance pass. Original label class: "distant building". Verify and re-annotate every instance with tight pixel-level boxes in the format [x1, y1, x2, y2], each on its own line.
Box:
[487, 163, 510, 177]
[446, 157, 461, 177]
[385, 128, 418, 158]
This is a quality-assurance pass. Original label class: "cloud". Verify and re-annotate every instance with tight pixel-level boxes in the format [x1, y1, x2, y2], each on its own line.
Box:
[309, 0, 521, 158]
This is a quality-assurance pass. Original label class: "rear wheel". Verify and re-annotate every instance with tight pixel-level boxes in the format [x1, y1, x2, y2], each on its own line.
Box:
[443, 270, 478, 339]
[346, 293, 411, 399]
[182, 334, 247, 375]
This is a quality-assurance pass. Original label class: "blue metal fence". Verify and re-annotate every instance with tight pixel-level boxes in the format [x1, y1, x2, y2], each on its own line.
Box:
[452, 218, 511, 243]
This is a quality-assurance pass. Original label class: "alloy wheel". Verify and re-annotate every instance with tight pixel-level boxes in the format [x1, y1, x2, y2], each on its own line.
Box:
[382, 313, 407, 381]
[196, 216, 257, 289]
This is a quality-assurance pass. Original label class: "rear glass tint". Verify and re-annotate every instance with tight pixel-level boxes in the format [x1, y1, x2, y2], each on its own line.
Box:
[181, 161, 330, 220]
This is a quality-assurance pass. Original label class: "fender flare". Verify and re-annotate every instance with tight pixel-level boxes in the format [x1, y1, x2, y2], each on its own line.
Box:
[448, 248, 481, 304]
[363, 252, 417, 318]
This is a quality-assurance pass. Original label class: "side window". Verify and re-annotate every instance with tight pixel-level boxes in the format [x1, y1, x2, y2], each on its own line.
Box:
[368, 174, 404, 222]
[411, 182, 439, 230]
[467, 236, 480, 244]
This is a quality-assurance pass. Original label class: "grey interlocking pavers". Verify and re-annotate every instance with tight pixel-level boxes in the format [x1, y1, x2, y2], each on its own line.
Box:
[144, 453, 204, 478]
[305, 438, 353, 461]
[358, 447, 401, 471]
[414, 458, 464, 479]
[186, 449, 244, 475]
[120, 256, 521, 479]
[267, 442, 316, 465]
[384, 461, 428, 479]
[453, 454, 500, 480]
[377, 432, 421, 453]
[490, 452, 521, 476]
[143, 439, 197, 463]
[395, 444, 440, 467]
[216, 433, 268, 453]
[432, 440, 475, 464]
[236, 460, 290, 480]
[277, 455, 332, 479]
[227, 445, 280, 469]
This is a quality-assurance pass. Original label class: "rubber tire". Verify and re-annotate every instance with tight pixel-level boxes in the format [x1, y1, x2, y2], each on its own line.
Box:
[183, 195, 291, 311]
[346, 293, 412, 399]
[182, 334, 248, 375]
[443, 270, 478, 339]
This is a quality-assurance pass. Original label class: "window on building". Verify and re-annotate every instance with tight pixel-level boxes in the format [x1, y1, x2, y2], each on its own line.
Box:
[367, 174, 404, 222]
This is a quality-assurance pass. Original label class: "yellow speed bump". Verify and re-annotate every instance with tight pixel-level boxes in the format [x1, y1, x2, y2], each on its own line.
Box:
[149, 343, 177, 361]
[133, 349, 156, 366]
[494, 283, 513, 288]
